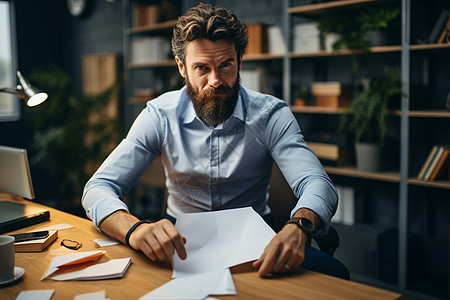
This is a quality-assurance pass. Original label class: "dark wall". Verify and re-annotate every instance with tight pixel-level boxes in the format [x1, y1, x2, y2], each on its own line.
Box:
[0, 0, 124, 203]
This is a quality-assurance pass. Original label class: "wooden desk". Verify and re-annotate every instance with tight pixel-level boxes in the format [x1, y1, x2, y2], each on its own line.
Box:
[0, 199, 401, 299]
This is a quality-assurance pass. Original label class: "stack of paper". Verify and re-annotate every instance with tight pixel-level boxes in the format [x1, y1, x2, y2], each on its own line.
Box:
[140, 207, 276, 299]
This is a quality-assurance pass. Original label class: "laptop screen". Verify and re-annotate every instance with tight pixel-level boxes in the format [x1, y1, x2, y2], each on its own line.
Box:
[0, 145, 35, 199]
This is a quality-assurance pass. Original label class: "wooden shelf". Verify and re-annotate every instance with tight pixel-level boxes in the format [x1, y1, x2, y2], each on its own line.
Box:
[324, 166, 401, 182]
[290, 43, 450, 59]
[290, 105, 345, 114]
[127, 20, 177, 34]
[243, 53, 284, 61]
[127, 60, 176, 69]
[408, 178, 450, 190]
[288, 0, 381, 16]
[410, 43, 450, 51]
[407, 110, 450, 118]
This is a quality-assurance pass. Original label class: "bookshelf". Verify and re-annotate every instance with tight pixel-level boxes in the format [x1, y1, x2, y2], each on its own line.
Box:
[120, 1, 449, 298]
[286, 0, 450, 299]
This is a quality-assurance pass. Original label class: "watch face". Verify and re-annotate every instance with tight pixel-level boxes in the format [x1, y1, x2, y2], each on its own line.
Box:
[67, 0, 87, 17]
[299, 218, 314, 233]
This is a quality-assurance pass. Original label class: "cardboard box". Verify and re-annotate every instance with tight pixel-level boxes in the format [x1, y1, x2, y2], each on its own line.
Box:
[311, 82, 352, 108]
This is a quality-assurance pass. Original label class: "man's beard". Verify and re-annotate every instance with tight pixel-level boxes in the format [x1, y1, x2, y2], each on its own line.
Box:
[186, 76, 240, 127]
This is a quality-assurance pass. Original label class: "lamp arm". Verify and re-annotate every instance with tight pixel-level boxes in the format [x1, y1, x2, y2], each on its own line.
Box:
[0, 87, 25, 98]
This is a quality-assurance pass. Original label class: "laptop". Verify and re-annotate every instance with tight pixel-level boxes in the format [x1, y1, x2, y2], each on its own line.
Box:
[0, 145, 50, 234]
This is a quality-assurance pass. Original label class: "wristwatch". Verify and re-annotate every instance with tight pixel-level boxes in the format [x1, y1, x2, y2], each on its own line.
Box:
[284, 217, 316, 241]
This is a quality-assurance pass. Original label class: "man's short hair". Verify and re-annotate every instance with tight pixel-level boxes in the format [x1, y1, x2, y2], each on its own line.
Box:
[171, 3, 248, 63]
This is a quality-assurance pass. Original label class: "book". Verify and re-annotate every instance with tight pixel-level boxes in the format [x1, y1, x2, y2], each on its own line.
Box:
[246, 24, 268, 54]
[14, 230, 58, 252]
[423, 145, 450, 181]
[429, 148, 450, 181]
[423, 146, 444, 180]
[267, 25, 286, 54]
[428, 11, 449, 43]
[417, 145, 439, 179]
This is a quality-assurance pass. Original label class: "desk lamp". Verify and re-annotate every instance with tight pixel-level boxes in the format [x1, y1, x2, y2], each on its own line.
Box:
[0, 71, 48, 107]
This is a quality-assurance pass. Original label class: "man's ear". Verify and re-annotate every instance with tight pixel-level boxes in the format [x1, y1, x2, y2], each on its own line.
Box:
[175, 56, 186, 78]
[239, 53, 244, 70]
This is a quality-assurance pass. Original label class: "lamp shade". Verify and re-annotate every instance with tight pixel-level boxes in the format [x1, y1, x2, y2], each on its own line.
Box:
[16, 71, 48, 106]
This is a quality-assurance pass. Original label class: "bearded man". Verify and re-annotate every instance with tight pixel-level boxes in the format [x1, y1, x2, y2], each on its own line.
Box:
[82, 3, 349, 279]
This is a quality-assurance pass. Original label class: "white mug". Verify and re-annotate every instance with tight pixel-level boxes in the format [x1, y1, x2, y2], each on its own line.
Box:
[0, 236, 15, 282]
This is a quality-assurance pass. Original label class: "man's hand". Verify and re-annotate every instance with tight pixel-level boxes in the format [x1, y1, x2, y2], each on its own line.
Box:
[129, 218, 187, 261]
[98, 210, 187, 262]
[253, 224, 306, 277]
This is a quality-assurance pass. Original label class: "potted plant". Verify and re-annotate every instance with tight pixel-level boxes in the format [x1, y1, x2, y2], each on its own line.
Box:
[25, 64, 123, 209]
[294, 85, 308, 106]
[317, 6, 400, 73]
[339, 72, 402, 172]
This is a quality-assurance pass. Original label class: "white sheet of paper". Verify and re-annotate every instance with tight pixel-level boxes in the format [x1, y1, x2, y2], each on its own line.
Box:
[41, 250, 106, 280]
[74, 290, 106, 300]
[139, 268, 235, 300]
[50, 257, 131, 281]
[16, 290, 54, 300]
[172, 207, 275, 277]
[39, 223, 74, 231]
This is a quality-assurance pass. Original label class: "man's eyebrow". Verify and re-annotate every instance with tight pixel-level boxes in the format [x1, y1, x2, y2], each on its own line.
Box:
[191, 57, 236, 66]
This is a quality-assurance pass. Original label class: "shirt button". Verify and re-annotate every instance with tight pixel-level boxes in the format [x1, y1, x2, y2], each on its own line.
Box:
[211, 161, 217, 166]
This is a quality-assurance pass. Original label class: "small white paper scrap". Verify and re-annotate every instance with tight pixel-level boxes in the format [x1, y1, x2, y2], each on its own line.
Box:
[50, 257, 131, 281]
[139, 268, 235, 300]
[16, 290, 54, 300]
[74, 290, 106, 300]
[93, 239, 120, 247]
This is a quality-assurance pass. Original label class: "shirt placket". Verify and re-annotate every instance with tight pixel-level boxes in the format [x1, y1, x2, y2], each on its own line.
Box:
[210, 129, 221, 210]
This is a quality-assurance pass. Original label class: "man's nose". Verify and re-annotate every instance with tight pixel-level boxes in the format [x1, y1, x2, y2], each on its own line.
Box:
[208, 69, 222, 88]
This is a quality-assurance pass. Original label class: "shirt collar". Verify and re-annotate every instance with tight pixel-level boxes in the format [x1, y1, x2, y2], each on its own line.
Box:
[182, 84, 245, 126]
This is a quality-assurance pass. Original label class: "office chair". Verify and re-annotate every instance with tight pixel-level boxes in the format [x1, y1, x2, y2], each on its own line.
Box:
[268, 163, 340, 257]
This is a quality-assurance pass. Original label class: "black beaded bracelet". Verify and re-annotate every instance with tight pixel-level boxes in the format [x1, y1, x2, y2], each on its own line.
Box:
[125, 219, 151, 250]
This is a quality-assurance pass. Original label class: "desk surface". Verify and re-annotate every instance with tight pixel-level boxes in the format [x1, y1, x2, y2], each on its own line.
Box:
[0, 198, 401, 300]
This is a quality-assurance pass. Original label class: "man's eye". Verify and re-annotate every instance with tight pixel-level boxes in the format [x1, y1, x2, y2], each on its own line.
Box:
[220, 63, 232, 69]
[196, 66, 207, 71]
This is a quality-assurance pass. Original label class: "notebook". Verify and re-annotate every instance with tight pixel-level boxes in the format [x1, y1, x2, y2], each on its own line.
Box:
[0, 145, 50, 234]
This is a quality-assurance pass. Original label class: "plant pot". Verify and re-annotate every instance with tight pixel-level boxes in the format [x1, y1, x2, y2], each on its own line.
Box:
[355, 142, 383, 172]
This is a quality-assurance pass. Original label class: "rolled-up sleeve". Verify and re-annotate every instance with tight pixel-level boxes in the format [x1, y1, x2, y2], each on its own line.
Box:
[82, 105, 163, 229]
[265, 102, 337, 235]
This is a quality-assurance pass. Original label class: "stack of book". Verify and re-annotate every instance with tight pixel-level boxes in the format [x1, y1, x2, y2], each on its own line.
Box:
[417, 145, 450, 181]
[133, 5, 160, 27]
[311, 82, 352, 108]
[131, 37, 171, 64]
[293, 22, 320, 53]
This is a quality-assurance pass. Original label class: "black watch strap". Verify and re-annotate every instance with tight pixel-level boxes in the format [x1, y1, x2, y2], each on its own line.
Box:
[125, 219, 151, 250]
[284, 217, 315, 241]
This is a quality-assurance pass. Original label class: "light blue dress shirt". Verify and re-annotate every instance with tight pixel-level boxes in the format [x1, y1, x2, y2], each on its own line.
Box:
[82, 85, 337, 234]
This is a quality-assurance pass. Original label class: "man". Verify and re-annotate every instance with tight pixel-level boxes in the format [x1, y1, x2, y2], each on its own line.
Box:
[82, 3, 349, 280]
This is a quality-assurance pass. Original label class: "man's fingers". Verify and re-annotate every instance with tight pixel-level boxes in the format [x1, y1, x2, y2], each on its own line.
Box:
[257, 246, 280, 277]
[163, 222, 187, 260]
